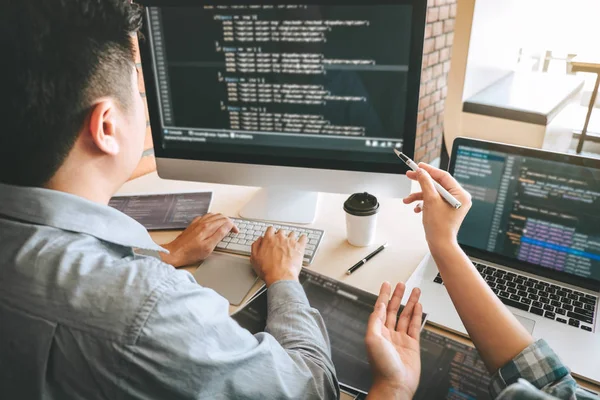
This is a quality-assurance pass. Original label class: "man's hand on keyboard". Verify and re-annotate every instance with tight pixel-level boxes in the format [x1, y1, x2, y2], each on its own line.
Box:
[160, 213, 239, 268]
[250, 226, 308, 287]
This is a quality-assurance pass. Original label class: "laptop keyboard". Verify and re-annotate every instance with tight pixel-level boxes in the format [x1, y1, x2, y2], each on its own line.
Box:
[433, 263, 598, 332]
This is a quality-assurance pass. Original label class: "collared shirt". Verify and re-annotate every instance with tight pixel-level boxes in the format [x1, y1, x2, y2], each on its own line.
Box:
[491, 340, 598, 400]
[0, 183, 339, 399]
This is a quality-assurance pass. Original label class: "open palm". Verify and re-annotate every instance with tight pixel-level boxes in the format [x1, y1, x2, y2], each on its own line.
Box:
[365, 283, 422, 399]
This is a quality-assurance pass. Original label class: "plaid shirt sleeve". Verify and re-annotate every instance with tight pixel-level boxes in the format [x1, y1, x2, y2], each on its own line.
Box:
[490, 339, 599, 400]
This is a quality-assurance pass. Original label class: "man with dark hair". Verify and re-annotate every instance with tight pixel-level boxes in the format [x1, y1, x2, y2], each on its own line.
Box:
[0, 1, 338, 398]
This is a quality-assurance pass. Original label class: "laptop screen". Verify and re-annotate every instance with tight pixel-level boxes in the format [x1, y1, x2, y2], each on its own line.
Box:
[450, 139, 600, 285]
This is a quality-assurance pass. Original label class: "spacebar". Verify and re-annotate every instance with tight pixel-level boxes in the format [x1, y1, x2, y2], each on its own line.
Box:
[499, 296, 530, 312]
[226, 243, 252, 254]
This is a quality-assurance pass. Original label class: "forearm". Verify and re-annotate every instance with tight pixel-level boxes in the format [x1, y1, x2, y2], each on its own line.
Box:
[430, 240, 534, 372]
[265, 281, 339, 399]
[366, 382, 412, 400]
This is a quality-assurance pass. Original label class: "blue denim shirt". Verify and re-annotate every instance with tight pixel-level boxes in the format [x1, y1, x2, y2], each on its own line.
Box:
[0, 183, 338, 399]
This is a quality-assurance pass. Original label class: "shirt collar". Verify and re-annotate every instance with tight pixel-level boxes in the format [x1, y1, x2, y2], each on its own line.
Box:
[0, 183, 166, 253]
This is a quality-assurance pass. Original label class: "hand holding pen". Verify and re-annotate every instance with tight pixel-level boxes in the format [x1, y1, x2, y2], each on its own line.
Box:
[402, 162, 472, 248]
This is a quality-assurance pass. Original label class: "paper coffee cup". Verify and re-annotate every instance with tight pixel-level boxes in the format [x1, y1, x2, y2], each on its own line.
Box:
[344, 192, 380, 247]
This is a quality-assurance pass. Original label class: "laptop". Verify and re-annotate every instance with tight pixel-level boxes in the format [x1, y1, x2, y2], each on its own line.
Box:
[404, 137, 600, 383]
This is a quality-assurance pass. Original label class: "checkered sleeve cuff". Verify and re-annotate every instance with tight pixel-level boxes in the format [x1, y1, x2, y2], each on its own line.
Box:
[489, 339, 573, 398]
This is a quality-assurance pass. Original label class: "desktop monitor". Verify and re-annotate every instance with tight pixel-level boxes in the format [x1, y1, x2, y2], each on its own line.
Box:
[138, 0, 427, 223]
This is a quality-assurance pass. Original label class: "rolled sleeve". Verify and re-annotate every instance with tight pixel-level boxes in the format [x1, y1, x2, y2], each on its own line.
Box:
[491, 340, 578, 400]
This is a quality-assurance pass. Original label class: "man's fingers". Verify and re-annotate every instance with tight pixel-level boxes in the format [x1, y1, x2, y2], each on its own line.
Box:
[287, 230, 297, 240]
[264, 226, 276, 237]
[206, 220, 236, 248]
[403, 192, 424, 204]
[397, 288, 421, 333]
[251, 237, 262, 255]
[385, 282, 406, 330]
[408, 302, 423, 341]
[298, 234, 308, 245]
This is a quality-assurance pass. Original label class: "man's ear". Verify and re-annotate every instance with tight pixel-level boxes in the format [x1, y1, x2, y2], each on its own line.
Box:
[87, 100, 121, 156]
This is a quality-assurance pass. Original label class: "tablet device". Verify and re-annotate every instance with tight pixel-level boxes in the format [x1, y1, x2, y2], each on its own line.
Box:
[232, 268, 427, 394]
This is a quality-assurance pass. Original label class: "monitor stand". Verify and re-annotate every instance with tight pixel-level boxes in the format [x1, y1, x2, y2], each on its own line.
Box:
[239, 188, 319, 225]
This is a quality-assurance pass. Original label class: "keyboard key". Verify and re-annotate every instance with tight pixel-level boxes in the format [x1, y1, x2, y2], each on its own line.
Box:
[498, 297, 530, 311]
[216, 241, 228, 250]
[573, 300, 583, 308]
[549, 294, 559, 300]
[226, 243, 252, 253]
[567, 311, 594, 324]
[510, 294, 520, 301]
[527, 287, 537, 294]
[309, 239, 318, 245]
[561, 297, 571, 305]
[563, 304, 573, 311]
[524, 281, 535, 288]
[507, 281, 516, 288]
[305, 250, 314, 256]
[580, 297, 596, 306]
[584, 304, 594, 311]
[568, 293, 579, 300]
[497, 278, 506, 285]
[506, 272, 517, 279]
[517, 284, 527, 291]
[555, 309, 566, 315]
[563, 288, 573, 294]
[557, 290, 567, 297]
[507, 288, 517, 294]
[530, 307, 544, 316]
[308, 234, 320, 240]
[532, 301, 543, 308]
[543, 304, 554, 312]
[569, 319, 580, 328]
[544, 311, 556, 320]
[520, 298, 532, 305]
[518, 290, 528, 297]
[486, 276, 496, 283]
[556, 318, 567, 324]
[497, 285, 507, 291]
[573, 307, 594, 318]
[515, 278, 525, 285]
[551, 300, 561, 307]
[499, 291, 510, 298]
[584, 294, 596, 300]
[581, 325, 593, 332]
[535, 284, 545, 290]
[538, 291, 549, 298]
[539, 297, 549, 304]
[433, 277, 443, 284]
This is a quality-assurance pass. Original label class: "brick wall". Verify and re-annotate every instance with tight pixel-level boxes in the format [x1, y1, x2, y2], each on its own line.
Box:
[415, 0, 457, 163]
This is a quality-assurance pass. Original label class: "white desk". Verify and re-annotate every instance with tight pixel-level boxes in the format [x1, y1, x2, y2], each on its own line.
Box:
[119, 172, 429, 297]
[118, 172, 600, 396]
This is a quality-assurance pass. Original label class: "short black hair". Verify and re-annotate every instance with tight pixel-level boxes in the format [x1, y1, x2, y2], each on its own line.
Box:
[0, 0, 143, 187]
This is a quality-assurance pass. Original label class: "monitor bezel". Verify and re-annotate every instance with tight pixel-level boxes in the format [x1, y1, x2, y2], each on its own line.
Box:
[137, 0, 426, 175]
[450, 137, 600, 291]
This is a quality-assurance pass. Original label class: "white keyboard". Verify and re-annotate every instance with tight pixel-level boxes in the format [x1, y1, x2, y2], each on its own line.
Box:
[215, 217, 325, 265]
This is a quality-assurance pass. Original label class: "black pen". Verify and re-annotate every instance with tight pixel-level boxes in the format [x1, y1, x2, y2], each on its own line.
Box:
[346, 243, 388, 275]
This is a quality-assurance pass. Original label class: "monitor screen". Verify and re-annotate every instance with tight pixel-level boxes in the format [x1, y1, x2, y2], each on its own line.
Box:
[140, 1, 425, 173]
[452, 142, 600, 284]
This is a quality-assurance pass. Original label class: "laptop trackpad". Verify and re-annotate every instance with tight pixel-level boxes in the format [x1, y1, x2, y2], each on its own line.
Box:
[513, 314, 536, 334]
